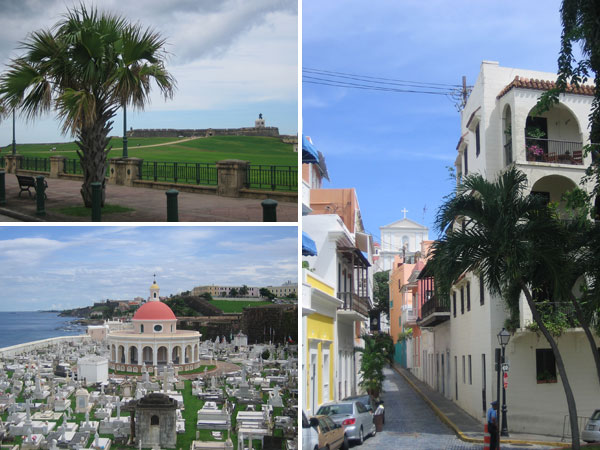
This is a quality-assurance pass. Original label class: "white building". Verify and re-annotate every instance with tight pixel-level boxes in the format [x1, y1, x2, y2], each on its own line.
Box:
[379, 217, 428, 272]
[418, 61, 599, 437]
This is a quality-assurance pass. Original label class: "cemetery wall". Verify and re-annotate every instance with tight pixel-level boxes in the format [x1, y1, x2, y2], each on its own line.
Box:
[0, 335, 91, 357]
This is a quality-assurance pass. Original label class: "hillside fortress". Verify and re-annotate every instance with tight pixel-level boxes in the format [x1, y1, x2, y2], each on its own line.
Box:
[127, 114, 291, 139]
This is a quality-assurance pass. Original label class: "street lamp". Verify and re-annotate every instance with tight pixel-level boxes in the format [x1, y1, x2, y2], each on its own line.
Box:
[497, 327, 511, 437]
[12, 108, 16, 156]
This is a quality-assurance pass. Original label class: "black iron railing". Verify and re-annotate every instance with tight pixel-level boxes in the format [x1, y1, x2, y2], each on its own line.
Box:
[21, 157, 49, 172]
[525, 138, 583, 165]
[337, 292, 370, 317]
[63, 158, 110, 177]
[421, 295, 451, 320]
[246, 165, 297, 191]
[139, 161, 218, 185]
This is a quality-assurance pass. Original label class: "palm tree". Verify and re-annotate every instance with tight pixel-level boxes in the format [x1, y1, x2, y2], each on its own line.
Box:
[429, 167, 582, 448]
[0, 5, 175, 206]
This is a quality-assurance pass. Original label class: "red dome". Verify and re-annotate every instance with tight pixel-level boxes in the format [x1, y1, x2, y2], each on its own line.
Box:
[133, 301, 176, 321]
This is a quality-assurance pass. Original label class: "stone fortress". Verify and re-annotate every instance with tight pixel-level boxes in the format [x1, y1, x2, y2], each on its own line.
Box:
[127, 114, 291, 140]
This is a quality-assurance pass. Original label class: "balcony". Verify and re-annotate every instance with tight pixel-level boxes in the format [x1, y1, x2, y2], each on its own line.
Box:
[525, 138, 583, 165]
[337, 291, 370, 319]
[402, 307, 418, 327]
[419, 295, 450, 327]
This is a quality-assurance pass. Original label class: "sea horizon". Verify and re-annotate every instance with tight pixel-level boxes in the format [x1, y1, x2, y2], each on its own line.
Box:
[0, 311, 86, 347]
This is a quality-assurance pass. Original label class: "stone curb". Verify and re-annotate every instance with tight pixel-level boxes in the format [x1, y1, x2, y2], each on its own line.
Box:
[392, 365, 570, 448]
[0, 206, 45, 222]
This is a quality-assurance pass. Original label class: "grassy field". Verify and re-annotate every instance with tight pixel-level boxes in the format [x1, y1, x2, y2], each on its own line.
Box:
[211, 300, 273, 313]
[3, 135, 297, 166]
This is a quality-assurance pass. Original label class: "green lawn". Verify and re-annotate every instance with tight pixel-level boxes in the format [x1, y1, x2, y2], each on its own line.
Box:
[3, 135, 297, 166]
[210, 300, 273, 313]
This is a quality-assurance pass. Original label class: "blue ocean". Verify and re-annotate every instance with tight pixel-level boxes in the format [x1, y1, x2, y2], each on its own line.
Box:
[0, 311, 86, 348]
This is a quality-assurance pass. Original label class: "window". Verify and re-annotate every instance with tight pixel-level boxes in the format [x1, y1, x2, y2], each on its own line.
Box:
[479, 273, 485, 305]
[140, 324, 144, 333]
[475, 124, 481, 156]
[453, 292, 457, 318]
[464, 147, 468, 175]
[462, 355, 466, 383]
[468, 355, 472, 384]
[536, 349, 557, 383]
[151, 415, 159, 425]
[154, 324, 163, 332]
[460, 287, 465, 314]
[466, 282, 471, 311]
[390, 300, 393, 308]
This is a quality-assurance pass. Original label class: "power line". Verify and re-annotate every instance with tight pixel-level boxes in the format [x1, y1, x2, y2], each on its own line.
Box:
[303, 76, 455, 96]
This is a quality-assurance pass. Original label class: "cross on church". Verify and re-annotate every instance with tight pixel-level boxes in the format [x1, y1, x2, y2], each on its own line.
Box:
[401, 208, 408, 219]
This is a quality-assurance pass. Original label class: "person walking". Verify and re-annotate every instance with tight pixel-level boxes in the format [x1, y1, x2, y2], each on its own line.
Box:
[487, 400, 499, 450]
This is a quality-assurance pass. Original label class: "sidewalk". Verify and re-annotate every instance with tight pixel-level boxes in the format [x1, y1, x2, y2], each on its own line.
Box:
[0, 173, 297, 222]
[393, 364, 571, 449]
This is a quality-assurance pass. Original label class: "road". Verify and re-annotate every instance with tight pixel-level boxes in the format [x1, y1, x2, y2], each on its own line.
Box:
[356, 367, 555, 450]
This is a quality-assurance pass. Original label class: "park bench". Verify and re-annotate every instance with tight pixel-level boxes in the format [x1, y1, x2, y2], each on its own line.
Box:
[16, 174, 47, 199]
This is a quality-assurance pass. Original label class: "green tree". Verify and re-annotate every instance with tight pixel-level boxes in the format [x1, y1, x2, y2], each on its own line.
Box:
[373, 270, 390, 317]
[199, 292, 213, 302]
[261, 349, 270, 360]
[0, 5, 175, 206]
[536, 1, 600, 198]
[429, 167, 582, 447]
[355, 334, 387, 398]
[239, 285, 249, 297]
[259, 288, 275, 300]
[229, 288, 238, 298]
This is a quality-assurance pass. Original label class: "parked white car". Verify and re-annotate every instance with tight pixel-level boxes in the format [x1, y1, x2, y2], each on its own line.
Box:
[582, 410, 600, 443]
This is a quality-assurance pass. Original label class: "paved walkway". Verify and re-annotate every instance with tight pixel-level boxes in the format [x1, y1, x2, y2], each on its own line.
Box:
[389, 364, 570, 449]
[0, 173, 297, 222]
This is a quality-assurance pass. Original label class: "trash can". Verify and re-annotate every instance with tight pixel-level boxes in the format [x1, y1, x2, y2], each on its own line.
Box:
[374, 405, 385, 432]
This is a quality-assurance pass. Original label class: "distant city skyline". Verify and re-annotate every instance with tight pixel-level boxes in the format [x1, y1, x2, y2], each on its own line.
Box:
[0, 226, 298, 311]
[0, 0, 298, 144]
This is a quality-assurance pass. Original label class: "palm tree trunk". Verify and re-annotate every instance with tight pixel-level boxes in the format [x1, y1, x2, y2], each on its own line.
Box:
[521, 282, 580, 449]
[76, 114, 112, 207]
[568, 292, 600, 387]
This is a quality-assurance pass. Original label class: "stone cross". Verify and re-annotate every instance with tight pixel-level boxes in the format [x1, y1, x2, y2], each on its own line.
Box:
[116, 398, 121, 419]
[401, 207, 408, 219]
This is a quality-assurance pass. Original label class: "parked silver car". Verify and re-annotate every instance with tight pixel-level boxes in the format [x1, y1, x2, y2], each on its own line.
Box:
[316, 400, 376, 444]
[582, 409, 600, 443]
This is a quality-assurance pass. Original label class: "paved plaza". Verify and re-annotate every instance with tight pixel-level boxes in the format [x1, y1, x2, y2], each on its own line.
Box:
[357, 367, 560, 450]
[0, 173, 297, 222]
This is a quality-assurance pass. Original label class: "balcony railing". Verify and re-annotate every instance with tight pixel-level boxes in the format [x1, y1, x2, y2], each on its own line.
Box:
[525, 138, 583, 165]
[420, 295, 450, 326]
[402, 308, 417, 325]
[337, 292, 370, 318]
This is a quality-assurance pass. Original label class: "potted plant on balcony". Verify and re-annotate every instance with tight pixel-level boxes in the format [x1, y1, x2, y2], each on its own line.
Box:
[527, 144, 545, 161]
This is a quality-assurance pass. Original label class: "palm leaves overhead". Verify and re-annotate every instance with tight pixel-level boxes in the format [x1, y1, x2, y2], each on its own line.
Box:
[0, 4, 175, 206]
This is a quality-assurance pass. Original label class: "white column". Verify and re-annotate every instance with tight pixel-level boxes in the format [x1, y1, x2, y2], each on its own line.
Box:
[138, 344, 143, 365]
[153, 345, 158, 366]
[126, 345, 130, 365]
[168, 344, 172, 364]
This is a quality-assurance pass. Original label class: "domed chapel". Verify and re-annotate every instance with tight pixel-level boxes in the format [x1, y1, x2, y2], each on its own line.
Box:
[107, 278, 202, 373]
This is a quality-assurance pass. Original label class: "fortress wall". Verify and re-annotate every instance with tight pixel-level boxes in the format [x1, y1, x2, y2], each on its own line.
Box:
[0, 335, 91, 357]
[128, 127, 280, 138]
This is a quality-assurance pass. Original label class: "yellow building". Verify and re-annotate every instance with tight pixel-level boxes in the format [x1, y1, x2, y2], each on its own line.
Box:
[302, 270, 340, 415]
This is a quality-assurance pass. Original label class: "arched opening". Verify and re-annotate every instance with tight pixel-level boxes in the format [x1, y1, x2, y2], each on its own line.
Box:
[525, 103, 583, 164]
[143, 346, 153, 365]
[157, 346, 168, 365]
[118, 345, 125, 364]
[530, 175, 578, 216]
[503, 104, 512, 165]
[172, 346, 181, 364]
[185, 345, 192, 363]
[129, 346, 138, 365]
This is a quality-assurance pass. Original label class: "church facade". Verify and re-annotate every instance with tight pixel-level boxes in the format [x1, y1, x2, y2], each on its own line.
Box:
[107, 279, 202, 373]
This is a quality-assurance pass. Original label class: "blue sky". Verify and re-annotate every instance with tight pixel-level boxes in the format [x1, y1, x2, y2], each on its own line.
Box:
[303, 0, 567, 240]
[0, 0, 297, 144]
[0, 226, 298, 311]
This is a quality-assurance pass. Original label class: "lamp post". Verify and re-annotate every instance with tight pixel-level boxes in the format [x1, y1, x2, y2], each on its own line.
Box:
[122, 103, 128, 158]
[12, 108, 16, 155]
[497, 327, 511, 437]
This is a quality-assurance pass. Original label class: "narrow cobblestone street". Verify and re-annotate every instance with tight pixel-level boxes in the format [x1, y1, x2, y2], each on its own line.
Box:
[356, 367, 556, 450]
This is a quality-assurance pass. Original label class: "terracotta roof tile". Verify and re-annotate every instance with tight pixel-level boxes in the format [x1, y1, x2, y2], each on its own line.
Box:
[497, 76, 596, 99]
